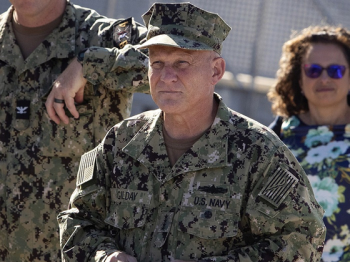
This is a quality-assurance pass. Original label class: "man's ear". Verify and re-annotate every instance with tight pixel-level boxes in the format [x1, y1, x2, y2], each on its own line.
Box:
[211, 57, 226, 85]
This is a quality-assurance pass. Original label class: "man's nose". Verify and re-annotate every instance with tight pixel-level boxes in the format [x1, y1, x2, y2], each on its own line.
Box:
[160, 65, 177, 82]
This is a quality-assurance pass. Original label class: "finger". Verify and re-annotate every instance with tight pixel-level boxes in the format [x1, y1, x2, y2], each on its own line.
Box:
[45, 95, 61, 125]
[65, 96, 79, 119]
[74, 85, 85, 104]
[53, 101, 69, 125]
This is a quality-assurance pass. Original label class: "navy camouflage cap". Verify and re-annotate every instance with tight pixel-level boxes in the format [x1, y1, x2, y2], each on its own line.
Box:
[138, 2, 231, 54]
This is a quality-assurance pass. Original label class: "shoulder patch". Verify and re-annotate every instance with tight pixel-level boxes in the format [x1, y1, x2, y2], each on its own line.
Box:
[113, 17, 133, 49]
[76, 148, 97, 186]
[258, 166, 298, 208]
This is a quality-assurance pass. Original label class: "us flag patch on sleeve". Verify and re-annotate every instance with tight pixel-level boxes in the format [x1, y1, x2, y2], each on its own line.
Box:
[76, 148, 97, 186]
[258, 166, 299, 208]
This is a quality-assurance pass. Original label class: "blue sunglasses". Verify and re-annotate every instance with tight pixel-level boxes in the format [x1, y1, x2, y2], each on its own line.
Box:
[303, 64, 347, 79]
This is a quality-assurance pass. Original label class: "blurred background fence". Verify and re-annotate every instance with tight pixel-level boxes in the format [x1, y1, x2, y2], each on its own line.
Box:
[2, 0, 350, 125]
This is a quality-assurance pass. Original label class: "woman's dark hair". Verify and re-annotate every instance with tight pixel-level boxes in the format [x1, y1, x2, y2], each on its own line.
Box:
[268, 25, 350, 117]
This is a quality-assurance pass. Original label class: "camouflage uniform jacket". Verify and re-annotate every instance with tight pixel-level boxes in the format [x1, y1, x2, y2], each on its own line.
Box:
[59, 95, 326, 262]
[0, 1, 148, 261]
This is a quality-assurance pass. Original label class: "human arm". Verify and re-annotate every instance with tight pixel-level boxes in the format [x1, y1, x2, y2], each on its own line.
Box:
[197, 143, 325, 262]
[45, 58, 86, 124]
[58, 135, 120, 261]
[45, 44, 148, 124]
[57, 121, 147, 262]
[45, 15, 149, 124]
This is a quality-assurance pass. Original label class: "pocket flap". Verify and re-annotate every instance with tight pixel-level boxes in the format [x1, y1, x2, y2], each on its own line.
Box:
[152, 211, 175, 248]
[178, 193, 240, 239]
[39, 100, 94, 157]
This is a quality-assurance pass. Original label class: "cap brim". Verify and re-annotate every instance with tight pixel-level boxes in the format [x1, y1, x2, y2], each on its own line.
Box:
[137, 34, 213, 51]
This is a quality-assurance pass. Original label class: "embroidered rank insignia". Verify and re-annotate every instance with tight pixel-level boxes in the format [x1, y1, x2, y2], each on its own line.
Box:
[76, 148, 97, 186]
[16, 100, 30, 120]
[258, 166, 298, 208]
[114, 17, 132, 49]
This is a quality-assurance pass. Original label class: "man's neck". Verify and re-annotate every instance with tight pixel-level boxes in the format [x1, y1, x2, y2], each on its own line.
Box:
[13, 0, 66, 27]
[163, 98, 219, 140]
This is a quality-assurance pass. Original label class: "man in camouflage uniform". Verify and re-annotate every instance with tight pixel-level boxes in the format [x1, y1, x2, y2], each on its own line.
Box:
[0, 0, 148, 261]
[58, 3, 326, 262]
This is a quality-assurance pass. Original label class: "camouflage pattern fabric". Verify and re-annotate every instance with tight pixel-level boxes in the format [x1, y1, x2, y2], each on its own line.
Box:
[0, 1, 148, 261]
[138, 3, 231, 55]
[59, 94, 326, 262]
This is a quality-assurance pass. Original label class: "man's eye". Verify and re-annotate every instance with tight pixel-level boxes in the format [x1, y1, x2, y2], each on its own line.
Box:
[151, 61, 163, 69]
[177, 61, 190, 68]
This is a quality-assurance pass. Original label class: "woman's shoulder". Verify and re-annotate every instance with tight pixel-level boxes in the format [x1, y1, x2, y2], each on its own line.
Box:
[268, 115, 304, 137]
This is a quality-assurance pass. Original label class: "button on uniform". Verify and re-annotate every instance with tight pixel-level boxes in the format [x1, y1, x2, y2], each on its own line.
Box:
[204, 210, 212, 219]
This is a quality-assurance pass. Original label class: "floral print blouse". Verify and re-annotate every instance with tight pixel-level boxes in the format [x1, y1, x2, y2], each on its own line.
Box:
[281, 116, 350, 262]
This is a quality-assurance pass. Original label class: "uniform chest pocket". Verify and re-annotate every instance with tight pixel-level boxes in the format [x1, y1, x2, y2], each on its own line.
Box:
[178, 193, 241, 239]
[38, 99, 95, 157]
[104, 189, 152, 230]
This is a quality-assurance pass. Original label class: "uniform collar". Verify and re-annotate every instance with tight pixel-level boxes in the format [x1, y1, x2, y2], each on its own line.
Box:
[122, 93, 231, 183]
[0, 1, 75, 72]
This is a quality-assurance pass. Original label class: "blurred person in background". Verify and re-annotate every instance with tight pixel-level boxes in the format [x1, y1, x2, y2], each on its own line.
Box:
[0, 0, 148, 261]
[268, 25, 350, 262]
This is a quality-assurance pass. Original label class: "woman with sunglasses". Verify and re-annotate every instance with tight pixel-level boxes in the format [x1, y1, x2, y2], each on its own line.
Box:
[268, 25, 350, 262]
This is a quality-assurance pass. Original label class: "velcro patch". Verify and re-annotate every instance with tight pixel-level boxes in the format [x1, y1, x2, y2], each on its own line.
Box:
[113, 17, 132, 48]
[182, 194, 235, 211]
[258, 167, 298, 208]
[16, 100, 30, 119]
[76, 148, 97, 186]
[111, 189, 152, 205]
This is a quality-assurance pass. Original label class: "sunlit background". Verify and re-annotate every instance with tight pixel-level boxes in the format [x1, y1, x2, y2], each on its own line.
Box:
[2, 0, 349, 125]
